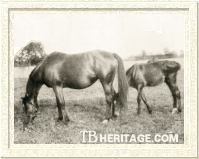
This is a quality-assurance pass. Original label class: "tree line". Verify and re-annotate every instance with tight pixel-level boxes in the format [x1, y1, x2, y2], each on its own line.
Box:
[14, 42, 184, 67]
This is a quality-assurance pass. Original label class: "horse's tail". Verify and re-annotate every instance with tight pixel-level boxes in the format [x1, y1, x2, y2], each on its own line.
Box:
[113, 54, 128, 110]
[162, 60, 181, 73]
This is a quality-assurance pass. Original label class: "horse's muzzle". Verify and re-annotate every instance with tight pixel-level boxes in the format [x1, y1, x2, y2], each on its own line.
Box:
[23, 113, 37, 127]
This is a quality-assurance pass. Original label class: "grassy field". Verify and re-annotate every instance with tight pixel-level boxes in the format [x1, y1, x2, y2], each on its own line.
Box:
[14, 58, 184, 144]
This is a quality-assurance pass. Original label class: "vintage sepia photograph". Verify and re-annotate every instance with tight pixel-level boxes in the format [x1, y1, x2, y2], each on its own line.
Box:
[0, 1, 198, 158]
[13, 9, 185, 144]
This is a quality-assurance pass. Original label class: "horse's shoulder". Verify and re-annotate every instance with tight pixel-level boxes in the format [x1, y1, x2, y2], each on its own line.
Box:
[29, 61, 43, 80]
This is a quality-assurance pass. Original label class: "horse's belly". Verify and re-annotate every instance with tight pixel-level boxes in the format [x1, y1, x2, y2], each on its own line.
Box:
[147, 76, 164, 86]
[63, 76, 98, 89]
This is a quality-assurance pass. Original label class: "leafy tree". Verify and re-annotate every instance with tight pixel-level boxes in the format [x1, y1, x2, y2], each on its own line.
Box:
[14, 41, 46, 67]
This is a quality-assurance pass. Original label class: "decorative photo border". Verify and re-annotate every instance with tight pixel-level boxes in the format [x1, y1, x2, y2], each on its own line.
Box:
[1, 1, 198, 158]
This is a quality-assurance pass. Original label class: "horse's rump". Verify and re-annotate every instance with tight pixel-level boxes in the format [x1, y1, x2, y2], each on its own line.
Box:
[126, 64, 145, 87]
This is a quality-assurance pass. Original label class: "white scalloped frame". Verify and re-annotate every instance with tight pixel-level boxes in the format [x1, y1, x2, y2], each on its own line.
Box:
[0, 1, 197, 158]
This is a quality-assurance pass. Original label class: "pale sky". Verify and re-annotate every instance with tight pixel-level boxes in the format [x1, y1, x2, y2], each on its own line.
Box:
[11, 10, 186, 58]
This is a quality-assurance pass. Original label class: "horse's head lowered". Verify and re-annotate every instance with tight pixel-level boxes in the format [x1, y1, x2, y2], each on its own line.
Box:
[21, 95, 37, 125]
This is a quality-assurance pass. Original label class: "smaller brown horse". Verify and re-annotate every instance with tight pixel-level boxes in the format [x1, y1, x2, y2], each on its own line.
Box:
[125, 60, 181, 114]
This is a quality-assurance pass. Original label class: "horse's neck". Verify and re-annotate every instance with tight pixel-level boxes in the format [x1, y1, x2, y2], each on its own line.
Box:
[25, 77, 35, 101]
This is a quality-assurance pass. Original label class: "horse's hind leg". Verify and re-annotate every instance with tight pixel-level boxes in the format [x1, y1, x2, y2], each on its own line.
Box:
[101, 82, 114, 123]
[140, 90, 152, 114]
[111, 89, 118, 118]
[53, 86, 70, 123]
[137, 84, 152, 114]
[136, 84, 143, 115]
[165, 73, 181, 114]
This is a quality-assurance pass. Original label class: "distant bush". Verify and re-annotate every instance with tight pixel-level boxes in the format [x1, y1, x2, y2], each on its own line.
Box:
[14, 41, 46, 67]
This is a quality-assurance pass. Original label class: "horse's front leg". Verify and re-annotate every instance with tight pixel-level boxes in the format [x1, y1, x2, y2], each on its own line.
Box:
[140, 89, 152, 114]
[165, 74, 181, 114]
[33, 84, 42, 110]
[171, 86, 181, 114]
[53, 85, 70, 124]
[30, 84, 42, 123]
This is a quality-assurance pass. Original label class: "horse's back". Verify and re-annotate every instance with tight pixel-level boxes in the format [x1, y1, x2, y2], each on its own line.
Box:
[127, 60, 181, 88]
[143, 63, 165, 86]
[127, 62, 165, 87]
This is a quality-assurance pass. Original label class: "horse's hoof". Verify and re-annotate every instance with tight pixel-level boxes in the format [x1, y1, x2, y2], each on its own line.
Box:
[111, 117, 117, 121]
[63, 120, 70, 125]
[23, 126, 33, 133]
[102, 119, 109, 124]
[172, 108, 178, 114]
[64, 116, 70, 122]
[23, 126, 28, 132]
[111, 113, 118, 120]
[148, 109, 152, 114]
[31, 115, 37, 122]
[56, 115, 69, 125]
[64, 120, 70, 125]
[114, 111, 120, 117]
[137, 108, 141, 115]
[57, 116, 64, 122]
[24, 127, 28, 132]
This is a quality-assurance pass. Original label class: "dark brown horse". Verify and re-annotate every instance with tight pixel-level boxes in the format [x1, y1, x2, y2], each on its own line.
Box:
[125, 60, 181, 114]
[22, 50, 128, 126]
